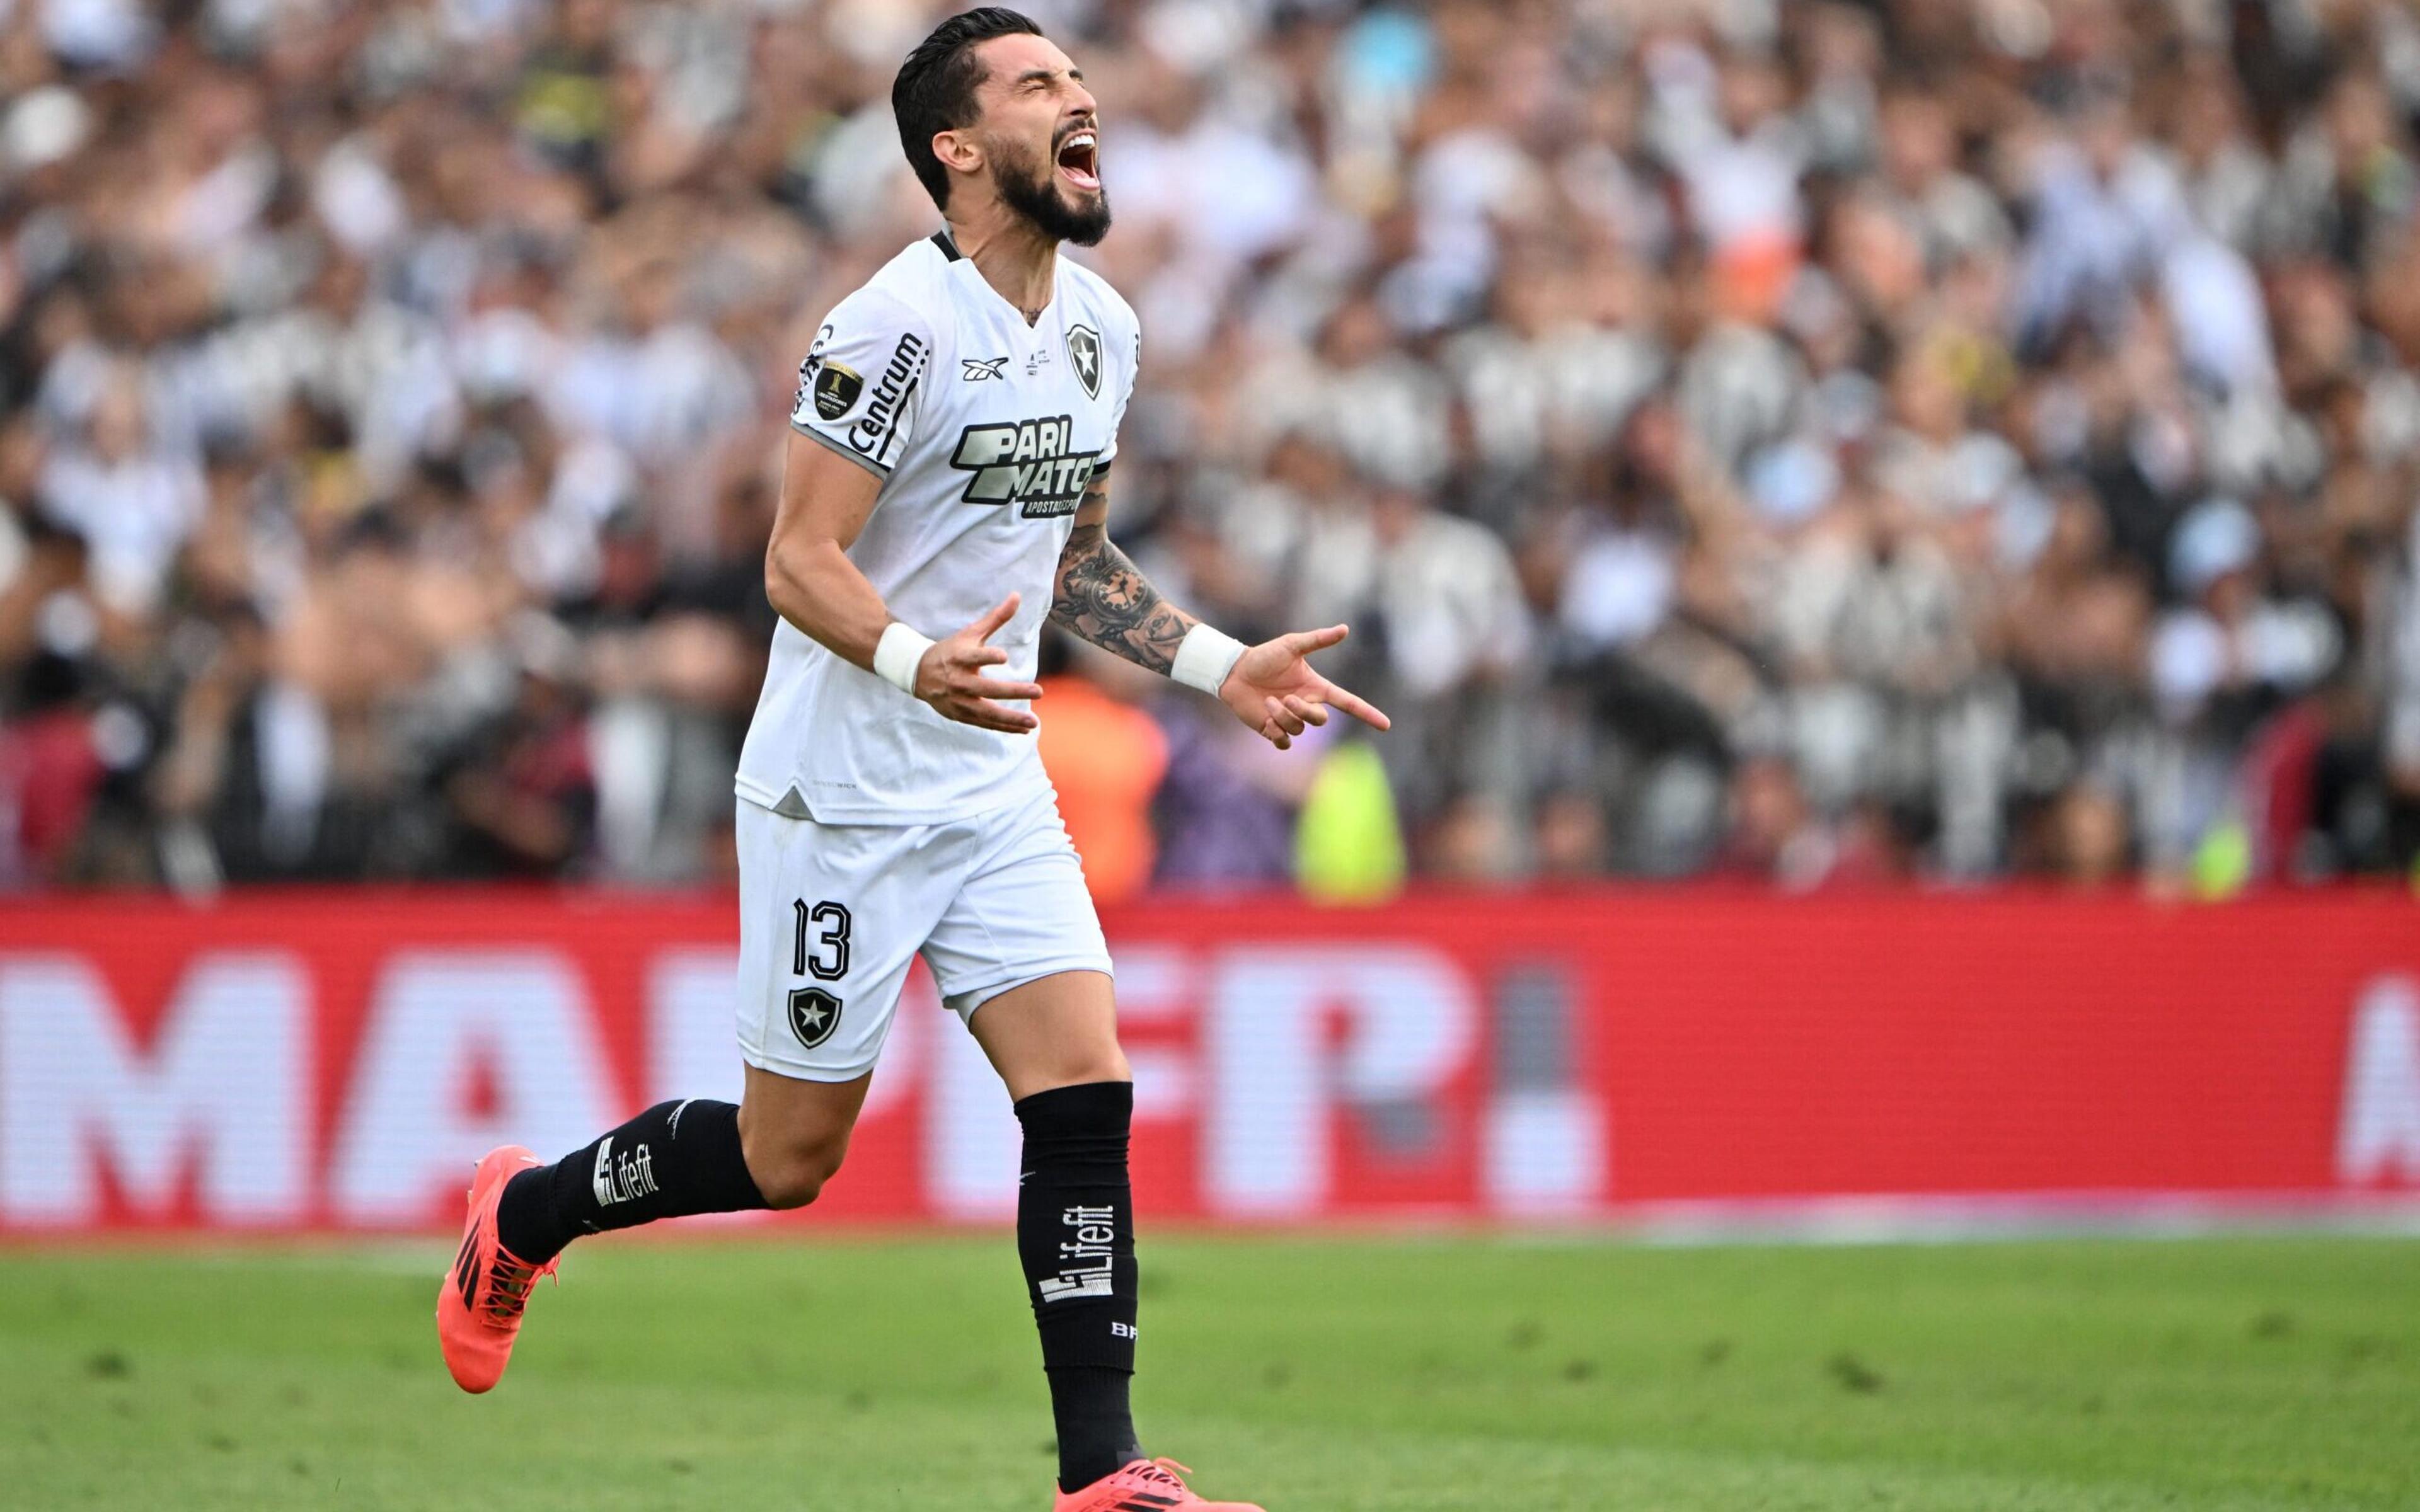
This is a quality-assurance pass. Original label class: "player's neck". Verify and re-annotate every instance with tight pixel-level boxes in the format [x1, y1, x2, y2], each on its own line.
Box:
[945, 210, 1059, 326]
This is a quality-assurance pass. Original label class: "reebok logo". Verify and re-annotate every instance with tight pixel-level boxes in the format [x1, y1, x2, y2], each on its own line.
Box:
[1035, 1203, 1118, 1302]
[591, 1137, 659, 1208]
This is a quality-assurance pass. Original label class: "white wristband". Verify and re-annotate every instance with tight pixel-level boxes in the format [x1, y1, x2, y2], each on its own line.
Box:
[872, 621, 935, 697]
[1171, 622, 1248, 696]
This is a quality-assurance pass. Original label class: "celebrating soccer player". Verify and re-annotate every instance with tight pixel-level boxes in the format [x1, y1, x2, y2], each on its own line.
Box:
[435, 9, 1388, 1508]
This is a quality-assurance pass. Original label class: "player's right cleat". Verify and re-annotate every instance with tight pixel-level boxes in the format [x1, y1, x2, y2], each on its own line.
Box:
[1052, 1458, 1264, 1512]
[435, 1145, 555, 1394]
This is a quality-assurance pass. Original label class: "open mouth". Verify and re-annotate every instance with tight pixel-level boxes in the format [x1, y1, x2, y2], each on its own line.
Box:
[1055, 129, 1100, 193]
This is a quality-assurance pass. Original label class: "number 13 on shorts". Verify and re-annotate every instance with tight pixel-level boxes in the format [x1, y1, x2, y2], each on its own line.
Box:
[786, 899, 853, 1052]
[794, 899, 852, 980]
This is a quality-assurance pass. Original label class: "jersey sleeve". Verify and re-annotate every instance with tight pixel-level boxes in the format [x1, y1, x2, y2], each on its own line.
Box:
[1095, 303, 1141, 476]
[790, 286, 936, 476]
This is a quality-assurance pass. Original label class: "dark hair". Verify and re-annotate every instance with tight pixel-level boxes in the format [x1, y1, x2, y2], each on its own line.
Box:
[893, 8, 1046, 214]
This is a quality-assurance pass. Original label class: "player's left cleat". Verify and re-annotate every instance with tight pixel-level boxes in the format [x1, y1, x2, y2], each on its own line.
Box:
[1052, 1458, 1264, 1512]
[435, 1144, 555, 1394]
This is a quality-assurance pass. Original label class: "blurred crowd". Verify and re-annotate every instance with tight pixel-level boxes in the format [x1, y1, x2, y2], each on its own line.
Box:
[3, 0, 2419, 896]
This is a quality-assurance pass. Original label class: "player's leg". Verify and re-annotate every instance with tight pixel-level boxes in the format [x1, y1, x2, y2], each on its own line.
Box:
[437, 799, 933, 1393]
[969, 968, 1131, 1101]
[966, 970, 1143, 1489]
[438, 1072, 872, 1395]
[734, 1062, 869, 1208]
[926, 789, 1259, 1508]
[489, 1065, 870, 1269]
[963, 973, 1260, 1509]
[494, 799, 926, 1254]
[434, 1077, 783, 1395]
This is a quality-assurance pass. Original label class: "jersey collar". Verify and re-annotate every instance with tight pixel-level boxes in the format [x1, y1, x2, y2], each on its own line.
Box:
[931, 227, 1059, 329]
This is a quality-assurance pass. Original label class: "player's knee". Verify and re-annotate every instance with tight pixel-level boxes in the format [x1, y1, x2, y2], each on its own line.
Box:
[744, 1128, 850, 1210]
[1022, 1045, 1131, 1098]
[1067, 1048, 1132, 1089]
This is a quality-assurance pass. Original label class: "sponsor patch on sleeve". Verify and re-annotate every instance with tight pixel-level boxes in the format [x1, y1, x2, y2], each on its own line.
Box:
[812, 360, 865, 421]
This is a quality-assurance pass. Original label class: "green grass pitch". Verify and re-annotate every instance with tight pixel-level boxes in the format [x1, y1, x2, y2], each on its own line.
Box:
[2, 1234, 2414, 1509]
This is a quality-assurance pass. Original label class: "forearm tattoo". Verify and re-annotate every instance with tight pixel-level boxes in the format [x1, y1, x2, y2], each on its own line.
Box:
[1050, 478, 1195, 673]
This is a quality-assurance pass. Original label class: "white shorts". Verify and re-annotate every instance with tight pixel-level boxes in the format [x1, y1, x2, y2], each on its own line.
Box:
[734, 786, 1112, 1082]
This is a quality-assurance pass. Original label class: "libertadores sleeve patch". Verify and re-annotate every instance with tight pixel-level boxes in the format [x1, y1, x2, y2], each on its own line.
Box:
[790, 289, 932, 472]
[810, 360, 863, 420]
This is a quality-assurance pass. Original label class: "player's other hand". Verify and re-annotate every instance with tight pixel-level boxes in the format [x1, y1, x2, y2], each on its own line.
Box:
[1218, 624, 1390, 751]
[916, 593, 1044, 734]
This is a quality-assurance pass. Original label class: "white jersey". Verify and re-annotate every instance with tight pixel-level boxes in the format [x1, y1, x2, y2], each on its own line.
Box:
[735, 232, 1141, 825]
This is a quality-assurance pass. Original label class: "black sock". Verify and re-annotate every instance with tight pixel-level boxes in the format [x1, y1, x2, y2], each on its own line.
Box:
[1015, 1081, 1143, 1492]
[493, 1099, 766, 1266]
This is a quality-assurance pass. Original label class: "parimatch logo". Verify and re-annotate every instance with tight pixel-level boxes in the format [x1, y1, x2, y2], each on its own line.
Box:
[948, 416, 1101, 518]
[1036, 1202, 1118, 1302]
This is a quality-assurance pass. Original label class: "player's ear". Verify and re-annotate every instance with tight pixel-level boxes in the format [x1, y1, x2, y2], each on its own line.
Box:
[931, 128, 984, 182]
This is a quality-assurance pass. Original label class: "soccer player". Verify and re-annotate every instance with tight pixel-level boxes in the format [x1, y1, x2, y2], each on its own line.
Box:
[436, 9, 1386, 1508]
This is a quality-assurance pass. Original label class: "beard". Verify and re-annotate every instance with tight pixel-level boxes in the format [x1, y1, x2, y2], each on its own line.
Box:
[991, 133, 1112, 247]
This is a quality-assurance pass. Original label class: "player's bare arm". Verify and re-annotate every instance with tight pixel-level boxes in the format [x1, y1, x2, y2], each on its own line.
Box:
[765, 430, 1042, 735]
[1049, 471, 1391, 750]
[1049, 471, 1194, 673]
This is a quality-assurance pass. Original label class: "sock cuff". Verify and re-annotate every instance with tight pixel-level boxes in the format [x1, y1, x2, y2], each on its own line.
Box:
[673, 1097, 768, 1208]
[1013, 1079, 1134, 1138]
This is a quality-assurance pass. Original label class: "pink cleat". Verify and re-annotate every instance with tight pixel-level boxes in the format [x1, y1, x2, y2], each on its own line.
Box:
[435, 1145, 555, 1393]
[1052, 1458, 1265, 1511]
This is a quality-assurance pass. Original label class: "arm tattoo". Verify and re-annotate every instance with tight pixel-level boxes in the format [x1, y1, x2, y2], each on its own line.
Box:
[1049, 476, 1196, 673]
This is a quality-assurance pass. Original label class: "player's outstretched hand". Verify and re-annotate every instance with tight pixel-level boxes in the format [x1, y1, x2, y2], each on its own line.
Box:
[916, 593, 1044, 734]
[1218, 624, 1391, 751]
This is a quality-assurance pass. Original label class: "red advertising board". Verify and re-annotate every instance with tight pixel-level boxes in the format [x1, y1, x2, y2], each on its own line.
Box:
[0, 890, 2414, 1234]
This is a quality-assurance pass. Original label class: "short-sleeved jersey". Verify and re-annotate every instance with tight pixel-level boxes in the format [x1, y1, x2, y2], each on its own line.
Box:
[735, 232, 1141, 825]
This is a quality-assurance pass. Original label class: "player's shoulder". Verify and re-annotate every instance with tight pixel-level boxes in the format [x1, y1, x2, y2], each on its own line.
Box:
[828, 236, 957, 343]
[1057, 256, 1139, 345]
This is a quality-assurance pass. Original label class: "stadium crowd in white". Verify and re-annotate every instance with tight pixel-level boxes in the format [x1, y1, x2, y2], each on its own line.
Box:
[1, 0, 2417, 891]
